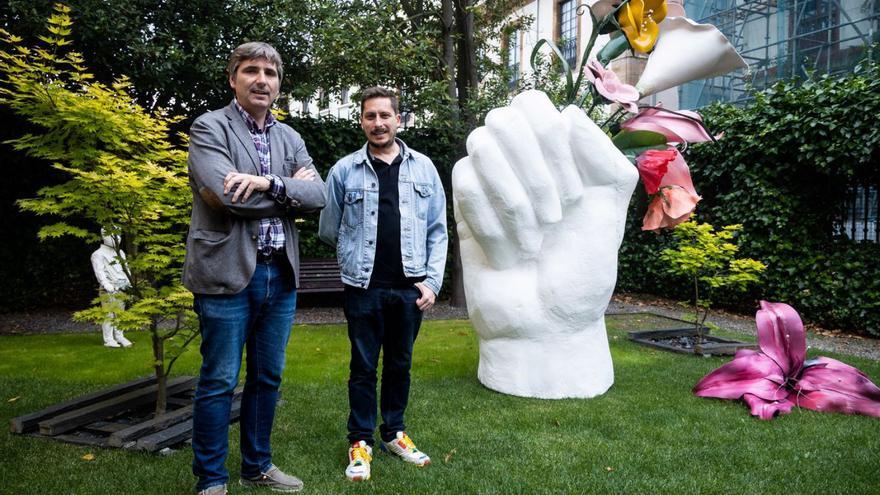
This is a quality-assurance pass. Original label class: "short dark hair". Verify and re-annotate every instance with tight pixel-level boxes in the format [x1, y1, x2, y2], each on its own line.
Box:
[227, 42, 283, 81]
[360, 86, 399, 115]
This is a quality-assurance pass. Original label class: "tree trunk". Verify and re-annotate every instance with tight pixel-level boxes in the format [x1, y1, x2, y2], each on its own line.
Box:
[441, 0, 457, 107]
[152, 322, 167, 416]
[454, 0, 479, 131]
[448, 0, 480, 309]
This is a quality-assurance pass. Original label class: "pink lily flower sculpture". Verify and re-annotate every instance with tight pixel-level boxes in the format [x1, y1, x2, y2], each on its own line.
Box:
[583, 59, 640, 113]
[694, 301, 880, 420]
[621, 104, 720, 145]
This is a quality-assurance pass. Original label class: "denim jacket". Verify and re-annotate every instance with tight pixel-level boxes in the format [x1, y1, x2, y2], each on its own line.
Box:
[318, 139, 448, 295]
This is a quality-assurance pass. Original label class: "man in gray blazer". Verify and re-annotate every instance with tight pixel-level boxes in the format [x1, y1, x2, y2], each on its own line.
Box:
[184, 41, 325, 495]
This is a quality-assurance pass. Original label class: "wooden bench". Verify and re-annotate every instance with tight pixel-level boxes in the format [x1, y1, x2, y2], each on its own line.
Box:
[298, 258, 344, 294]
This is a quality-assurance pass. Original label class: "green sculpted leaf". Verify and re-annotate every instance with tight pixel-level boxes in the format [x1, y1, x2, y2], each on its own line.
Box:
[611, 129, 668, 160]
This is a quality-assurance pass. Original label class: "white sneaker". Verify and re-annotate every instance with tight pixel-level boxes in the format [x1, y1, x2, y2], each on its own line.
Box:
[381, 432, 430, 466]
[345, 441, 372, 481]
[113, 331, 133, 347]
[103, 340, 121, 348]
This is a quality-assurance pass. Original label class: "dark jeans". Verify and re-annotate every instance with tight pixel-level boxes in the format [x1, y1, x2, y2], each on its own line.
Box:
[344, 285, 423, 445]
[191, 259, 297, 491]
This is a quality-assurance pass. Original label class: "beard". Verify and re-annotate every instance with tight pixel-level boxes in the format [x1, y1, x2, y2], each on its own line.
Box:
[369, 131, 396, 148]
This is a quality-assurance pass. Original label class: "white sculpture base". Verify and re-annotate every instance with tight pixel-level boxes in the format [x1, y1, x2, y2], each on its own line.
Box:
[476, 320, 614, 399]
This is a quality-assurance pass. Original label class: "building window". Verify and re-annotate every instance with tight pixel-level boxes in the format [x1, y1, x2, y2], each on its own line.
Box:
[559, 0, 578, 68]
[507, 30, 521, 88]
[839, 185, 878, 242]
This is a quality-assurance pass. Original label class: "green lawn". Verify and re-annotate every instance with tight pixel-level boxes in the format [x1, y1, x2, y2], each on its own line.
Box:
[1, 318, 879, 494]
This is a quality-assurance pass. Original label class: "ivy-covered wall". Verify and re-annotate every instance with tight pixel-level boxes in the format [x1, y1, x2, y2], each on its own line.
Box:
[618, 62, 880, 335]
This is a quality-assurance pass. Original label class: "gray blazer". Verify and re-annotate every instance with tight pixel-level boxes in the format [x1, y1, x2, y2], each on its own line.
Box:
[183, 102, 326, 295]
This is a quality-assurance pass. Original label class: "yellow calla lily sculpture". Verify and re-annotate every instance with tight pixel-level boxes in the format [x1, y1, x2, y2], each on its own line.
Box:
[618, 0, 668, 53]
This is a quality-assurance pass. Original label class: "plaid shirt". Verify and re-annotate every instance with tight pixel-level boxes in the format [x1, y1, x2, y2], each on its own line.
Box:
[233, 99, 286, 254]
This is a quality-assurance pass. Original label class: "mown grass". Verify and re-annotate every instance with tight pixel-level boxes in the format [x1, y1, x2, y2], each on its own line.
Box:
[1, 317, 878, 494]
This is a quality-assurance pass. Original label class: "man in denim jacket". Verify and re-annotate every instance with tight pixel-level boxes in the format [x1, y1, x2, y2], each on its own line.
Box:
[318, 87, 447, 481]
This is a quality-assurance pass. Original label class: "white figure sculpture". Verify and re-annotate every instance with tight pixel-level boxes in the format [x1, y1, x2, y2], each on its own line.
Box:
[90, 229, 133, 348]
[452, 90, 638, 399]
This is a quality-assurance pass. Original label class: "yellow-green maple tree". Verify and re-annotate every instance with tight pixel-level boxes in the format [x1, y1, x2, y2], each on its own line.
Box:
[0, 3, 196, 415]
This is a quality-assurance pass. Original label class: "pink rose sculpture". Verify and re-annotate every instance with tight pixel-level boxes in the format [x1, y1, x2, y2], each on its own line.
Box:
[694, 301, 880, 420]
[637, 148, 701, 231]
[635, 148, 674, 194]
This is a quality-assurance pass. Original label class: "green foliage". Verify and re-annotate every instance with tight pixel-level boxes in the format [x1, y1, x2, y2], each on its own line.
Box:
[522, 49, 583, 109]
[1, 0, 521, 129]
[0, 5, 197, 401]
[619, 59, 880, 335]
[611, 129, 668, 161]
[307, 1, 441, 111]
[660, 221, 765, 333]
[1, 0, 316, 115]
[304, 0, 521, 130]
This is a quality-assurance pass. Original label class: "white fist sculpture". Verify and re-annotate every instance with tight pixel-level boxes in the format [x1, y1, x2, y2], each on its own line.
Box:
[452, 90, 638, 399]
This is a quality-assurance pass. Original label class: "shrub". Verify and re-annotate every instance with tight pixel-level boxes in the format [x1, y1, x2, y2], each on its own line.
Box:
[660, 221, 765, 341]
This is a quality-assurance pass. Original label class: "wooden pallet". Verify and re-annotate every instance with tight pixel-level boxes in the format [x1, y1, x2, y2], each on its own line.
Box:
[9, 376, 244, 452]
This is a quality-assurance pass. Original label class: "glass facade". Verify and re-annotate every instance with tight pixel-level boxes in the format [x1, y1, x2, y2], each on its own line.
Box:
[680, 0, 880, 109]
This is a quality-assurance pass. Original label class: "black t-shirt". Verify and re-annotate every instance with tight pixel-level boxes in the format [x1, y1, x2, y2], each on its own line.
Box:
[368, 150, 424, 288]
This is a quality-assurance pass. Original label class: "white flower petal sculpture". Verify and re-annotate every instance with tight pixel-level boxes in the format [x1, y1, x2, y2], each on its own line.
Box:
[452, 90, 639, 399]
[636, 16, 747, 98]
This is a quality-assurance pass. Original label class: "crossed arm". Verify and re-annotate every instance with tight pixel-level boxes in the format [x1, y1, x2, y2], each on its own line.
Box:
[223, 167, 317, 203]
[188, 116, 326, 217]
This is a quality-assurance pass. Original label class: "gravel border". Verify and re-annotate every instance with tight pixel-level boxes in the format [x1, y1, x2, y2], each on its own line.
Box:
[608, 294, 880, 361]
[2, 294, 877, 361]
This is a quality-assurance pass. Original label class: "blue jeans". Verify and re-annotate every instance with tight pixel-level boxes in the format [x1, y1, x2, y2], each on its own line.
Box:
[192, 259, 297, 491]
[344, 285, 423, 445]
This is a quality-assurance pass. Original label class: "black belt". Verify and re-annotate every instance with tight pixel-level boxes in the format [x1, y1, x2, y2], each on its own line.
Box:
[257, 249, 286, 263]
